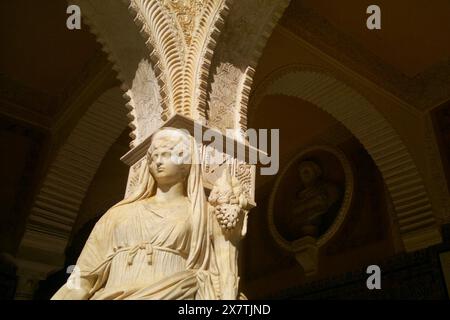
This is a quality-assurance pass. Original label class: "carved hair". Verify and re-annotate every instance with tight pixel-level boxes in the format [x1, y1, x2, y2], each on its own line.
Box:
[146, 127, 192, 165]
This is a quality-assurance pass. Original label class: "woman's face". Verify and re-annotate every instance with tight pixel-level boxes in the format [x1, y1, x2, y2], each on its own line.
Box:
[299, 165, 317, 186]
[148, 133, 191, 186]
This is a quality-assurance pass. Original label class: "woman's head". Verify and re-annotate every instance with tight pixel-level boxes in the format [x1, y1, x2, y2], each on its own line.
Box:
[147, 128, 192, 186]
[298, 160, 322, 187]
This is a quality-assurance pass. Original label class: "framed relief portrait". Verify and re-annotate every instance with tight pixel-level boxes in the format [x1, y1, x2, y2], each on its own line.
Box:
[268, 145, 354, 253]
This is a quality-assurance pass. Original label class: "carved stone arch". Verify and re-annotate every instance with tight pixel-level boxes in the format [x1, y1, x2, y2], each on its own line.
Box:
[18, 87, 128, 267]
[249, 65, 442, 252]
[127, 0, 180, 117]
[206, 0, 291, 137]
[128, 0, 233, 120]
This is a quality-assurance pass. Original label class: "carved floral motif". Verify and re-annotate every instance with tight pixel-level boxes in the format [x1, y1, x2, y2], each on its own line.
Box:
[161, 0, 205, 46]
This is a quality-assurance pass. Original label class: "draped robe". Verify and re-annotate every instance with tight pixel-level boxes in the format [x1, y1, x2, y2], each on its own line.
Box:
[53, 130, 220, 300]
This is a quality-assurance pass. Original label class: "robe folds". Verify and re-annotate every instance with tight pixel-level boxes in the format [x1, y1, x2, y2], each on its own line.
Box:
[75, 201, 217, 300]
[53, 129, 221, 300]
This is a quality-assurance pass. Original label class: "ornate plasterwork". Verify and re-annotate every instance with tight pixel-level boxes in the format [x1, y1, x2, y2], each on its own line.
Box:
[206, 0, 291, 138]
[124, 59, 163, 147]
[250, 66, 442, 252]
[161, 0, 205, 46]
[77, 0, 292, 147]
[128, 0, 231, 122]
[207, 62, 242, 132]
[201, 144, 255, 203]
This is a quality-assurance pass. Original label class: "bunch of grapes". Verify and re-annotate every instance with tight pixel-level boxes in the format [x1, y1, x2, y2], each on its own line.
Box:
[215, 203, 240, 230]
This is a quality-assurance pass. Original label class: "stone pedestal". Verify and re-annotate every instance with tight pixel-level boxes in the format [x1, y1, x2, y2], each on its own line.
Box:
[293, 237, 319, 277]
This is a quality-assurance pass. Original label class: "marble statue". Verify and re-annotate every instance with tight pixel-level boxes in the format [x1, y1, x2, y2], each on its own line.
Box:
[51, 128, 248, 300]
[289, 160, 340, 238]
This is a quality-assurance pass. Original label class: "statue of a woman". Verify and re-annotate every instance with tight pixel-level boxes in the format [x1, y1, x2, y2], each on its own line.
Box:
[52, 128, 223, 299]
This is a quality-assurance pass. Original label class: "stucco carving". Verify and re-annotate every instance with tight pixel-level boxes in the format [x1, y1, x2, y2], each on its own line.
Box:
[208, 62, 242, 132]
[207, 0, 291, 137]
[125, 59, 163, 146]
[161, 0, 205, 46]
[128, 0, 231, 121]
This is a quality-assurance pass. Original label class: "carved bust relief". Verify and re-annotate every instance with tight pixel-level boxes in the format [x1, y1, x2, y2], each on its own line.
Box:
[268, 145, 354, 275]
[287, 160, 341, 239]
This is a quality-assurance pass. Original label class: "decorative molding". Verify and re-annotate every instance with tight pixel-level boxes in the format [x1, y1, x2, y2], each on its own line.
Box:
[18, 88, 128, 260]
[128, 0, 231, 122]
[207, 0, 291, 137]
[123, 59, 163, 148]
[161, 0, 205, 47]
[251, 66, 442, 252]
[208, 62, 241, 131]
